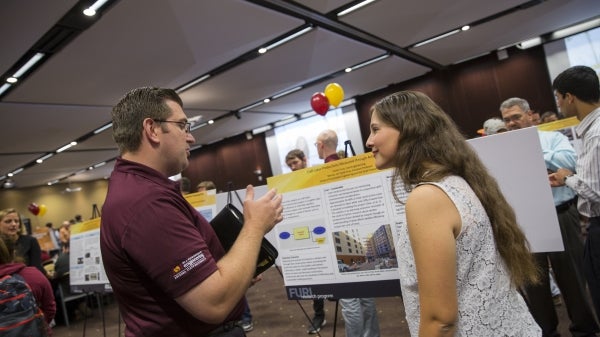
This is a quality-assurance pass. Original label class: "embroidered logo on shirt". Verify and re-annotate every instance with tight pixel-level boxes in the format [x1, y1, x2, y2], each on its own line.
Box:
[172, 251, 206, 280]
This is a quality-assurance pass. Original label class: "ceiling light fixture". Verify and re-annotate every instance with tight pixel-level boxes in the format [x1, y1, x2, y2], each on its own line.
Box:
[258, 26, 313, 54]
[0, 84, 11, 95]
[207, 120, 214, 125]
[516, 37, 542, 49]
[252, 124, 273, 135]
[47, 179, 59, 186]
[551, 17, 600, 39]
[412, 29, 461, 48]
[190, 122, 208, 132]
[347, 53, 390, 72]
[461, 25, 470, 31]
[239, 101, 265, 112]
[3, 180, 15, 189]
[12, 53, 45, 78]
[337, 0, 378, 17]
[176, 74, 211, 93]
[36, 153, 54, 164]
[272, 86, 303, 99]
[93, 123, 112, 134]
[56, 141, 77, 153]
[10, 168, 24, 176]
[273, 115, 299, 128]
[6, 77, 17, 83]
[83, 0, 110, 16]
[65, 186, 82, 193]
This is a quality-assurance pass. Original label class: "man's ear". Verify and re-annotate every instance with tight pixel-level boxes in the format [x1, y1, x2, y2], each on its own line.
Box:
[142, 118, 161, 145]
[564, 92, 575, 104]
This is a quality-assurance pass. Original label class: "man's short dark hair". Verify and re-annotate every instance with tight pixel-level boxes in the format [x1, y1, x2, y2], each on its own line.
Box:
[553, 66, 600, 104]
[285, 149, 305, 162]
[112, 87, 183, 154]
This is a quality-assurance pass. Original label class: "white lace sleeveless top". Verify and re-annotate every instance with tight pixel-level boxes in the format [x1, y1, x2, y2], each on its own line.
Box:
[395, 175, 541, 336]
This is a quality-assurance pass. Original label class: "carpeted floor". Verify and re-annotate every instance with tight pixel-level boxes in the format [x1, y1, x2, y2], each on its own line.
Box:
[52, 266, 575, 337]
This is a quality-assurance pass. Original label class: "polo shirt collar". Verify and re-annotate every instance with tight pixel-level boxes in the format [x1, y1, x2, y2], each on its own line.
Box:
[113, 157, 181, 191]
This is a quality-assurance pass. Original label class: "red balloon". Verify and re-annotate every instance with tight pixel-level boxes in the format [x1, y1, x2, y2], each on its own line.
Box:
[310, 92, 329, 115]
[28, 202, 40, 216]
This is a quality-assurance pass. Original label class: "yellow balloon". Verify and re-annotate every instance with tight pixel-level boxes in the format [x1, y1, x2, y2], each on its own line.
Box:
[324, 83, 344, 107]
[38, 204, 47, 217]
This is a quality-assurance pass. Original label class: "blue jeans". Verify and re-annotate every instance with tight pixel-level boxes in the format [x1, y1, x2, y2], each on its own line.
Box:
[339, 298, 380, 337]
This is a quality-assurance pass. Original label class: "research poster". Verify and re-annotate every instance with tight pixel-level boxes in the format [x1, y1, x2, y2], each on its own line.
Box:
[185, 189, 218, 221]
[69, 218, 112, 293]
[267, 126, 562, 300]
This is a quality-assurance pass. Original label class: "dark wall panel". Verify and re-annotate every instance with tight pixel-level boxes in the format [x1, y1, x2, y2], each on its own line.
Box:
[183, 134, 271, 192]
[188, 45, 556, 183]
[356, 45, 555, 149]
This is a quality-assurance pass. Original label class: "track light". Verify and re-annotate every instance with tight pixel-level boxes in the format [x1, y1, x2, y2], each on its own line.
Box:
[258, 27, 313, 54]
[83, 0, 110, 16]
[337, 0, 378, 17]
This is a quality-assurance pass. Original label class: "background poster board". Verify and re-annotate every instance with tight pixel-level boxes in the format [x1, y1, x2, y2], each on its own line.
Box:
[267, 127, 562, 300]
[69, 218, 111, 293]
[31, 226, 58, 252]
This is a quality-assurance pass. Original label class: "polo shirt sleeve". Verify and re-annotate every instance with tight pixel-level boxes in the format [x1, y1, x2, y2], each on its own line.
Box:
[122, 193, 219, 299]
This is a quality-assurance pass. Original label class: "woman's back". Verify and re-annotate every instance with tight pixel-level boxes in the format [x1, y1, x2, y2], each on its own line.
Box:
[396, 176, 540, 336]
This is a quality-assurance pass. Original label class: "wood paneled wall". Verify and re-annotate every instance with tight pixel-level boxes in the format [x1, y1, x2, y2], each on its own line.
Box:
[185, 46, 556, 184]
[356, 45, 556, 150]
[183, 133, 272, 192]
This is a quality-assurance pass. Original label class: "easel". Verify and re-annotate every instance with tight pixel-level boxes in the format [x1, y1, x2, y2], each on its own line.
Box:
[79, 203, 106, 337]
[92, 204, 101, 219]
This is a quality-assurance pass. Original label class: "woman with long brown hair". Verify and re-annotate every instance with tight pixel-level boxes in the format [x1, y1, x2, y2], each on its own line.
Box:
[366, 91, 540, 337]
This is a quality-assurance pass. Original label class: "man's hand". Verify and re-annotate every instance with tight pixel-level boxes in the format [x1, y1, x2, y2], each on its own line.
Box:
[549, 168, 573, 187]
[243, 185, 283, 235]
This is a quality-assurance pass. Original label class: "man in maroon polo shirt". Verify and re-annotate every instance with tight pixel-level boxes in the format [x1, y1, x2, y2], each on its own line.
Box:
[100, 87, 283, 337]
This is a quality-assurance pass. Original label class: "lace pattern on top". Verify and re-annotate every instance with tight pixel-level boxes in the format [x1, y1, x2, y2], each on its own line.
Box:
[395, 175, 540, 337]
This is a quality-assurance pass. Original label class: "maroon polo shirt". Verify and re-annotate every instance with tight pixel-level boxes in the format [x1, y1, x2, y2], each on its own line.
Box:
[324, 153, 340, 163]
[100, 158, 244, 337]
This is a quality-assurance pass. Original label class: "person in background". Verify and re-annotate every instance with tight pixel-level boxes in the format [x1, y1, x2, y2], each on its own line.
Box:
[180, 176, 192, 194]
[541, 111, 560, 124]
[482, 118, 507, 135]
[100, 86, 282, 337]
[196, 180, 217, 193]
[530, 110, 542, 125]
[58, 221, 70, 252]
[0, 234, 56, 334]
[367, 90, 540, 336]
[0, 208, 45, 275]
[315, 131, 381, 337]
[500, 96, 598, 337]
[285, 149, 308, 172]
[315, 129, 340, 163]
[549, 65, 600, 318]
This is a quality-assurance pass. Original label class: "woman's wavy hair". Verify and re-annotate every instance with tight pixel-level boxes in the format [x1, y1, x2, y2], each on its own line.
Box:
[371, 90, 538, 287]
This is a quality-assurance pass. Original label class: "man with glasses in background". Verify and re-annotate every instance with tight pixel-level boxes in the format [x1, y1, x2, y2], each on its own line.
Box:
[100, 87, 283, 337]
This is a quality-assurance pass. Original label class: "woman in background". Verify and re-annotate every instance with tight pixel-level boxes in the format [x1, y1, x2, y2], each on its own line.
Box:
[366, 91, 540, 337]
[0, 208, 45, 274]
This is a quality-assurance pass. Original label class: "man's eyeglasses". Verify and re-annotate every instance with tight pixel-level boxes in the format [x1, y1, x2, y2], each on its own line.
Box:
[502, 114, 524, 123]
[153, 119, 192, 133]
